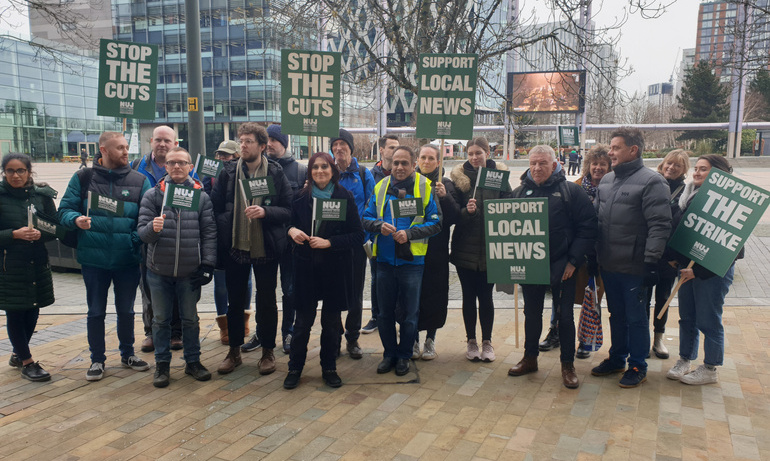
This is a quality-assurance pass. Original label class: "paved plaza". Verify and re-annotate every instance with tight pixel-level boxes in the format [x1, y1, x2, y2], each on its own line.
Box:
[0, 160, 769, 459]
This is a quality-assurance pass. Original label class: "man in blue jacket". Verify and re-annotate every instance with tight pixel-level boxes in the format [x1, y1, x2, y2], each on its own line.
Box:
[332, 129, 374, 359]
[59, 132, 152, 381]
[363, 146, 440, 376]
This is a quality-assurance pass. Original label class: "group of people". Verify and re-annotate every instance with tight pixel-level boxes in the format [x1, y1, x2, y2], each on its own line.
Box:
[0, 125, 736, 392]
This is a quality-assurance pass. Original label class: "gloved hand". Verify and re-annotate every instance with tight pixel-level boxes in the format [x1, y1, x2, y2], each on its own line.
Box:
[643, 262, 659, 287]
[586, 257, 599, 277]
[191, 265, 215, 288]
[395, 241, 414, 261]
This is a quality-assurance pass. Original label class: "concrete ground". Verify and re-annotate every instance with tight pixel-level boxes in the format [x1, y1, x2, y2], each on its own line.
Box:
[0, 160, 768, 459]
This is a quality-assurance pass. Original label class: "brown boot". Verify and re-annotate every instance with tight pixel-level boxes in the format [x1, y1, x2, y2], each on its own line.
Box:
[216, 315, 229, 345]
[217, 347, 242, 374]
[508, 356, 538, 376]
[244, 310, 252, 338]
[561, 362, 579, 389]
[258, 348, 276, 375]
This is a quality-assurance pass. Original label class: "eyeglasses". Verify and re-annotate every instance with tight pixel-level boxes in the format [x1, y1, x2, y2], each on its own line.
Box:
[4, 168, 28, 176]
[238, 139, 256, 145]
[166, 161, 190, 167]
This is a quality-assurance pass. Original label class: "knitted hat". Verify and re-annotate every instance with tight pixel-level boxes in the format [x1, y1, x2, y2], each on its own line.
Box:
[267, 125, 288, 149]
[215, 140, 239, 156]
[330, 129, 354, 153]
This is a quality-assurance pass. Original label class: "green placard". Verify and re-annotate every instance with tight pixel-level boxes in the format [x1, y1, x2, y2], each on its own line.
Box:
[558, 126, 579, 146]
[240, 176, 276, 201]
[87, 191, 125, 216]
[194, 154, 223, 178]
[475, 167, 511, 192]
[33, 215, 67, 240]
[280, 49, 341, 137]
[97, 39, 158, 119]
[391, 198, 424, 219]
[668, 169, 770, 277]
[163, 184, 201, 211]
[484, 198, 550, 284]
[415, 53, 478, 139]
[313, 198, 347, 221]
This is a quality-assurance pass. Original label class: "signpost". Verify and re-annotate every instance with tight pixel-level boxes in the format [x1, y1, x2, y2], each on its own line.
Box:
[97, 39, 158, 120]
[280, 49, 341, 140]
[416, 53, 478, 141]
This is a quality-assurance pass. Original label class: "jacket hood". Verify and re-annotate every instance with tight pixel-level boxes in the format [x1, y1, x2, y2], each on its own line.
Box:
[450, 160, 509, 193]
[520, 166, 566, 189]
[0, 180, 57, 199]
[93, 160, 132, 179]
[157, 175, 203, 192]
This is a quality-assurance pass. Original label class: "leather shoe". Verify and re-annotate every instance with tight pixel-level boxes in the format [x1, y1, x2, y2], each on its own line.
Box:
[258, 348, 276, 375]
[377, 358, 395, 374]
[153, 362, 170, 388]
[170, 337, 183, 351]
[141, 336, 154, 353]
[322, 370, 343, 388]
[184, 361, 211, 381]
[284, 370, 301, 389]
[508, 356, 538, 376]
[395, 358, 410, 376]
[347, 340, 363, 359]
[217, 347, 242, 374]
[561, 362, 579, 389]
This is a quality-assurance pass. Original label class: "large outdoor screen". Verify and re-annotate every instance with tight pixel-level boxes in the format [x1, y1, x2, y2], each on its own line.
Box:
[507, 71, 586, 114]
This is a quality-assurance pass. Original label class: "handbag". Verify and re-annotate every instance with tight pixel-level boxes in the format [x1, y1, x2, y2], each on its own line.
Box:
[577, 276, 603, 352]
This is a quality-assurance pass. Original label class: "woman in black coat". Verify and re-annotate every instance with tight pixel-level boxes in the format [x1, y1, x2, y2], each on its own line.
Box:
[0, 153, 57, 382]
[413, 145, 460, 360]
[284, 152, 365, 389]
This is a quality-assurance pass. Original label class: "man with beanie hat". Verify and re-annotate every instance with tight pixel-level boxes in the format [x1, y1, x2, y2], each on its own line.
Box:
[255, 124, 306, 355]
[332, 128, 375, 359]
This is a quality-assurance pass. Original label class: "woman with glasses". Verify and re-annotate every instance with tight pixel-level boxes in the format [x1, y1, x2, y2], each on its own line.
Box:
[0, 153, 57, 381]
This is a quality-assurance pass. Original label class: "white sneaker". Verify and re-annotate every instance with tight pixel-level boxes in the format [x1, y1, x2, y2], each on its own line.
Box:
[666, 358, 691, 380]
[421, 338, 437, 360]
[466, 339, 481, 361]
[481, 340, 496, 362]
[680, 364, 718, 385]
[412, 341, 421, 360]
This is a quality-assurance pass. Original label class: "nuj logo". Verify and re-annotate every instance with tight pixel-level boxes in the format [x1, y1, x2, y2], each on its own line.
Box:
[691, 241, 710, 260]
[323, 201, 340, 209]
[174, 188, 194, 198]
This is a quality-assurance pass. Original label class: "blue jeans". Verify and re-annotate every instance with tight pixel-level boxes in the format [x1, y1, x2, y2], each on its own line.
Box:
[82, 265, 140, 363]
[601, 270, 649, 371]
[213, 269, 253, 316]
[146, 271, 202, 363]
[376, 263, 424, 360]
[678, 265, 734, 366]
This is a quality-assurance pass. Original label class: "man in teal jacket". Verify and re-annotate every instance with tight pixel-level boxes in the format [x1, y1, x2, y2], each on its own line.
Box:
[59, 131, 152, 382]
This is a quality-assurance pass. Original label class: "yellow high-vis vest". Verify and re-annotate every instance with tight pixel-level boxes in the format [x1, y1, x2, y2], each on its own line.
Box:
[372, 173, 432, 257]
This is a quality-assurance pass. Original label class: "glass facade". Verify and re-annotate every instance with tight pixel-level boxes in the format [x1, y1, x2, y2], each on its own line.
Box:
[0, 37, 122, 161]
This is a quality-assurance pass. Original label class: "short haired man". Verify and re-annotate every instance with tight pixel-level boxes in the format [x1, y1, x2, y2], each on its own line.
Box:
[137, 147, 217, 387]
[134, 126, 183, 354]
[331, 129, 375, 359]
[591, 127, 671, 388]
[507, 145, 597, 389]
[363, 146, 441, 375]
[362, 134, 400, 334]
[242, 124, 307, 354]
[59, 132, 152, 381]
[211, 123, 293, 376]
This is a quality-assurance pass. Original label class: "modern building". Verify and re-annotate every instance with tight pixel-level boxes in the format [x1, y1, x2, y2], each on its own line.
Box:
[0, 35, 121, 161]
[676, 47, 697, 96]
[647, 82, 674, 107]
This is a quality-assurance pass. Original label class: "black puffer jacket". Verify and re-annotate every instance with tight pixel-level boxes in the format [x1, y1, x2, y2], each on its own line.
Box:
[0, 180, 57, 311]
[210, 156, 293, 266]
[137, 176, 217, 278]
[513, 169, 598, 286]
[449, 159, 512, 271]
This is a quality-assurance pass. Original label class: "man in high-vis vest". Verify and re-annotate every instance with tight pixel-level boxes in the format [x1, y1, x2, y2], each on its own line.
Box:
[363, 146, 441, 376]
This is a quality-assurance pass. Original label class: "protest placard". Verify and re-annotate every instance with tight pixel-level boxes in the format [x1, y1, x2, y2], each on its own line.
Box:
[87, 191, 125, 216]
[193, 155, 223, 179]
[391, 198, 424, 219]
[668, 169, 770, 277]
[97, 39, 158, 119]
[162, 184, 201, 211]
[416, 53, 477, 139]
[484, 198, 550, 284]
[312, 197, 347, 236]
[280, 49, 341, 137]
[474, 167, 511, 195]
[240, 177, 276, 202]
[33, 215, 67, 240]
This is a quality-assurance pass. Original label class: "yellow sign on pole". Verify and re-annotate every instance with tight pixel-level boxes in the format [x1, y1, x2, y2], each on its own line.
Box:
[188, 97, 198, 112]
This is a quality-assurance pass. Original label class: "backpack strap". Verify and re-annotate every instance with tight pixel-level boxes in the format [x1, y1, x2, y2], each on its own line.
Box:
[76, 168, 94, 211]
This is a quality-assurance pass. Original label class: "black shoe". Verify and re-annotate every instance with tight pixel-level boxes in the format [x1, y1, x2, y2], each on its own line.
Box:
[322, 370, 343, 388]
[184, 361, 211, 381]
[21, 362, 51, 382]
[241, 334, 262, 352]
[377, 358, 395, 374]
[282, 334, 292, 354]
[347, 340, 363, 359]
[576, 346, 591, 360]
[284, 370, 301, 389]
[9, 353, 22, 368]
[170, 337, 183, 351]
[539, 327, 560, 351]
[361, 318, 378, 334]
[619, 367, 647, 388]
[591, 359, 626, 376]
[395, 358, 410, 376]
[153, 362, 170, 388]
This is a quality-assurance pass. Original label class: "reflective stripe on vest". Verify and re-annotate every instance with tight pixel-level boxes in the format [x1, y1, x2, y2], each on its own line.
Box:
[372, 173, 432, 257]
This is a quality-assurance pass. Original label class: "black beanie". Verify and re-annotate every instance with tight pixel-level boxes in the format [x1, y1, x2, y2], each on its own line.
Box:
[330, 129, 354, 153]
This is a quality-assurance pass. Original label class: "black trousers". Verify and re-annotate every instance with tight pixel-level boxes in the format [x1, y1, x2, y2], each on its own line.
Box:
[522, 275, 577, 363]
[646, 276, 674, 333]
[289, 300, 340, 372]
[457, 267, 495, 341]
[225, 256, 279, 349]
[340, 245, 366, 342]
[6, 309, 39, 361]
